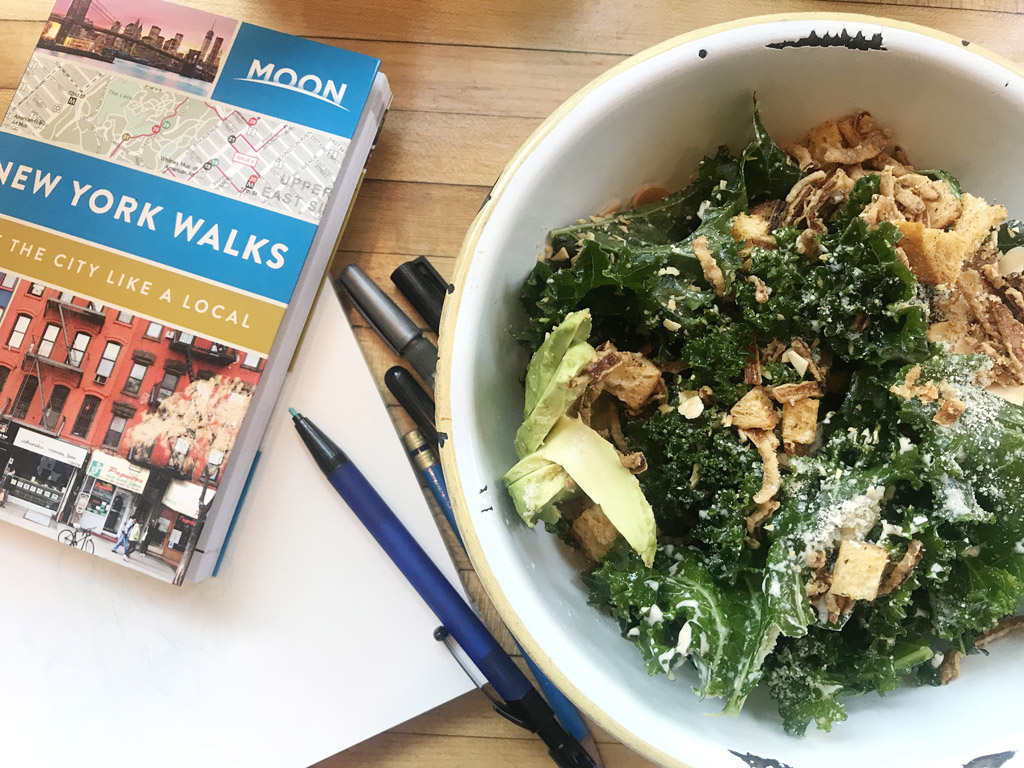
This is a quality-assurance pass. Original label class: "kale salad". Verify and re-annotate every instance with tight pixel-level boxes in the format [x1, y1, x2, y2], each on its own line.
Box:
[503, 104, 1024, 735]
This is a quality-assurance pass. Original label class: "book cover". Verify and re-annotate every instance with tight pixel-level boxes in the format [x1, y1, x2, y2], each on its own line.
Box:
[0, 0, 384, 583]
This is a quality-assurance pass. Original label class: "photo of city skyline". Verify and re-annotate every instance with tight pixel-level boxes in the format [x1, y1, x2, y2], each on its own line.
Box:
[38, 0, 239, 89]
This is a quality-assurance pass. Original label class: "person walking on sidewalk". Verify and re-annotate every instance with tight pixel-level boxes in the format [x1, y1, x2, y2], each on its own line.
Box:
[125, 519, 142, 559]
[112, 516, 135, 559]
[0, 463, 14, 507]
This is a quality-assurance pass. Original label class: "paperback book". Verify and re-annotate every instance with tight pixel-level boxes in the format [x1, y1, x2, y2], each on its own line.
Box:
[0, 0, 390, 583]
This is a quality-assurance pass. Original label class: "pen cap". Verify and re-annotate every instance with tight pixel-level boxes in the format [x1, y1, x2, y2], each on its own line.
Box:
[338, 265, 421, 355]
[385, 366, 439, 446]
[391, 256, 447, 334]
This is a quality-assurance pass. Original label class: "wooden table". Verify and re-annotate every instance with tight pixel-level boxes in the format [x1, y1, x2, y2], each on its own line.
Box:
[3, 1, 1022, 766]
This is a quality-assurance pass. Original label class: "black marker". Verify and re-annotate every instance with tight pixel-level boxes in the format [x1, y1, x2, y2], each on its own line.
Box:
[338, 264, 437, 389]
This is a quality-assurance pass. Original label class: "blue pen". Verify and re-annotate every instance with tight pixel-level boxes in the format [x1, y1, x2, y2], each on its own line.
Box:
[401, 429, 600, 764]
[402, 430, 460, 546]
[290, 409, 595, 768]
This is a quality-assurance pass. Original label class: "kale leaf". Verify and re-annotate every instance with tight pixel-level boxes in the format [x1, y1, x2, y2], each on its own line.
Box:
[585, 541, 779, 714]
[548, 146, 743, 256]
[625, 407, 762, 578]
[831, 174, 881, 232]
[515, 240, 663, 352]
[520, 104, 803, 355]
[998, 218, 1024, 251]
[735, 213, 930, 369]
[741, 101, 805, 204]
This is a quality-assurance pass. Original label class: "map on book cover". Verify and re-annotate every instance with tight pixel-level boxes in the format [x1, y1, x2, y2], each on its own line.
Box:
[0, 0, 382, 582]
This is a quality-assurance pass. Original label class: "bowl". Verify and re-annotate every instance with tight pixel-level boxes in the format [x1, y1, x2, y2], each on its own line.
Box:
[437, 14, 1024, 768]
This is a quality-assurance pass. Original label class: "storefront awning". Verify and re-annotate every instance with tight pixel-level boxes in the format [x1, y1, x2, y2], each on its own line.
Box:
[86, 450, 150, 494]
[13, 428, 88, 467]
[162, 479, 216, 519]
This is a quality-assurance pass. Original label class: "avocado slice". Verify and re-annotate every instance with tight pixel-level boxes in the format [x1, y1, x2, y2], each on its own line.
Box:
[503, 458, 578, 526]
[503, 452, 555, 486]
[514, 340, 595, 458]
[537, 416, 657, 566]
[524, 309, 593, 416]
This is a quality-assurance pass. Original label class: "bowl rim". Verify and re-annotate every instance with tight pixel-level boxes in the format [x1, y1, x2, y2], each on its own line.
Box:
[436, 13, 1024, 767]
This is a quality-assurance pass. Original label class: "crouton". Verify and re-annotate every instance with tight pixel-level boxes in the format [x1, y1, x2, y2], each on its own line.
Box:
[830, 539, 890, 601]
[782, 397, 819, 451]
[730, 387, 779, 430]
[955, 193, 1008, 259]
[603, 352, 664, 413]
[770, 381, 821, 406]
[571, 505, 619, 563]
[895, 220, 969, 285]
[579, 342, 665, 418]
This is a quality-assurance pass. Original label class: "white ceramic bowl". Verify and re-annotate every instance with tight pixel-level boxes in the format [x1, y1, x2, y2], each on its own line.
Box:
[438, 14, 1024, 768]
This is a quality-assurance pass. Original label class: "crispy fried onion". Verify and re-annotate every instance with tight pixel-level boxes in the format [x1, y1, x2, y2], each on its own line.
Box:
[877, 539, 924, 597]
[782, 168, 854, 234]
[789, 338, 826, 383]
[744, 343, 763, 386]
[801, 111, 894, 168]
[975, 615, 1024, 649]
[939, 650, 964, 685]
[746, 499, 780, 535]
[693, 235, 726, 296]
[826, 593, 856, 625]
[738, 428, 781, 505]
[617, 450, 648, 474]
[931, 268, 1024, 386]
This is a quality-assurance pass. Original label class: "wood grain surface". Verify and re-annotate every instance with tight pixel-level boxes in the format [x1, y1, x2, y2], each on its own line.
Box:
[4, 1, 1019, 766]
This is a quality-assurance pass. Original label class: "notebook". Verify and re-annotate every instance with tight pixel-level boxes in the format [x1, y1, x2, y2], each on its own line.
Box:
[0, 284, 475, 766]
[0, 0, 390, 583]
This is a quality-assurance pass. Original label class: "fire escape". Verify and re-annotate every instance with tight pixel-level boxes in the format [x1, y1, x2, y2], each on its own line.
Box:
[4, 298, 105, 436]
[167, 331, 237, 384]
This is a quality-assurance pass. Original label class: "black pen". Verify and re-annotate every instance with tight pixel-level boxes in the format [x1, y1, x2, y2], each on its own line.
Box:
[289, 409, 595, 768]
[338, 265, 437, 389]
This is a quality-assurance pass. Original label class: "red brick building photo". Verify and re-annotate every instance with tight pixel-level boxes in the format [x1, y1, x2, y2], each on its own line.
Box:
[0, 271, 263, 573]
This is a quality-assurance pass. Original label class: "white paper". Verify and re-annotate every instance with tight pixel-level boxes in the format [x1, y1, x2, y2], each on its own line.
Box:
[0, 288, 473, 767]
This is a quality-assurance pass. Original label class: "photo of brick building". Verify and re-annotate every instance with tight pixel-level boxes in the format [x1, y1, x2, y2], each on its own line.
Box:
[0, 271, 263, 578]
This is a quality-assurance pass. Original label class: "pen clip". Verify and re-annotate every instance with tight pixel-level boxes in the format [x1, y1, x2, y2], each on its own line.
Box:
[433, 626, 530, 729]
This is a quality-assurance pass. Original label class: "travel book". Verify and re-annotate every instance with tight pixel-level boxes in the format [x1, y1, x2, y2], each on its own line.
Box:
[0, 0, 390, 583]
